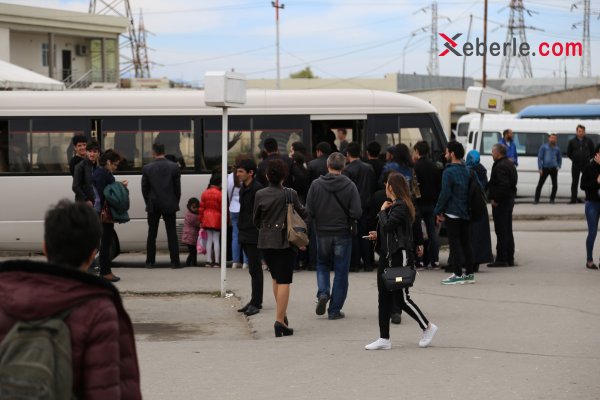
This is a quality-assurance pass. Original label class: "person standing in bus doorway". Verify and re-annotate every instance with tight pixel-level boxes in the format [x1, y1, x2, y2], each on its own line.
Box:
[343, 142, 376, 272]
[499, 129, 518, 167]
[336, 128, 349, 156]
[306, 152, 362, 320]
[69, 135, 87, 176]
[487, 144, 518, 268]
[72, 140, 99, 208]
[141, 142, 181, 269]
[365, 141, 384, 182]
[236, 158, 264, 316]
[534, 133, 562, 204]
[568, 124, 594, 204]
[435, 141, 474, 285]
[580, 144, 600, 270]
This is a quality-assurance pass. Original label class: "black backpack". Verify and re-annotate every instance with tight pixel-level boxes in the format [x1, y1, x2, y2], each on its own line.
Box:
[0, 309, 74, 399]
[468, 170, 487, 221]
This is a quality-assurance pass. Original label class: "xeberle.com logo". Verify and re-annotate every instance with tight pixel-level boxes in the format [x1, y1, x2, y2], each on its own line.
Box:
[439, 32, 583, 58]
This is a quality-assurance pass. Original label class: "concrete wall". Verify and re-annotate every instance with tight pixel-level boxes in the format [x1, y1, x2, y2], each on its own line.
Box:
[0, 27, 9, 61]
[506, 85, 600, 112]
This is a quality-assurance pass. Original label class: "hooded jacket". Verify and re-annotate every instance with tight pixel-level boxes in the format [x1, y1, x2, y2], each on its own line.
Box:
[306, 173, 362, 236]
[198, 185, 222, 230]
[0, 260, 141, 400]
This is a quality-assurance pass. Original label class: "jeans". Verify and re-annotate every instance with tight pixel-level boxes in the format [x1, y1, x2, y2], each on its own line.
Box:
[230, 212, 248, 264]
[585, 201, 600, 261]
[316, 234, 352, 315]
[419, 203, 439, 265]
[535, 168, 558, 202]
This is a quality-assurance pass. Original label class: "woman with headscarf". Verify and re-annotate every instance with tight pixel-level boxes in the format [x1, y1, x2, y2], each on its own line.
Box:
[465, 150, 493, 272]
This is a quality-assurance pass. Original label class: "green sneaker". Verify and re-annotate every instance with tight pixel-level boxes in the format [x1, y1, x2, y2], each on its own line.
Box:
[441, 274, 464, 285]
[463, 274, 475, 284]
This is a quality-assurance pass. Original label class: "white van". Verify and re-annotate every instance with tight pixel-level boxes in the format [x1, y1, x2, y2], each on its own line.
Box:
[456, 112, 515, 148]
[464, 116, 600, 198]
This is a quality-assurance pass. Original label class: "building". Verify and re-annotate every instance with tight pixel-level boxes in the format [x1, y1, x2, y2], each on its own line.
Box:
[0, 3, 127, 88]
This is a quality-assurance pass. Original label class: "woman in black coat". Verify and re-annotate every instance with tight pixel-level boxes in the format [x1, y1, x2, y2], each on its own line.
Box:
[466, 150, 493, 271]
[365, 173, 437, 350]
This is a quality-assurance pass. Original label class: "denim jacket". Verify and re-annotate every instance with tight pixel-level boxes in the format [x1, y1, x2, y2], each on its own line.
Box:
[537, 143, 562, 170]
[434, 162, 470, 220]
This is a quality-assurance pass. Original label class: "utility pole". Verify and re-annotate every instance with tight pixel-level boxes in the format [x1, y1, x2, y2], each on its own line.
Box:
[483, 0, 487, 87]
[571, 0, 593, 77]
[498, 0, 542, 79]
[462, 14, 473, 89]
[272, 1, 285, 89]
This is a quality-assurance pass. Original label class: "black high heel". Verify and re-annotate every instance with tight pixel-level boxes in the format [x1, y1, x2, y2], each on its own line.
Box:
[284, 316, 289, 326]
[274, 321, 294, 337]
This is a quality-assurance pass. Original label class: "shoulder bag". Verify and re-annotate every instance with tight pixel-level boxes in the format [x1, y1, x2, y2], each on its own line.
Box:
[380, 214, 416, 290]
[332, 191, 358, 235]
[285, 188, 309, 248]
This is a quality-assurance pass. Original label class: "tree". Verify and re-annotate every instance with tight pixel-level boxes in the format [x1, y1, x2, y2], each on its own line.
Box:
[289, 66, 318, 79]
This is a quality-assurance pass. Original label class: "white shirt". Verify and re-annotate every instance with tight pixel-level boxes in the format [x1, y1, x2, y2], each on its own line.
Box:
[228, 173, 241, 213]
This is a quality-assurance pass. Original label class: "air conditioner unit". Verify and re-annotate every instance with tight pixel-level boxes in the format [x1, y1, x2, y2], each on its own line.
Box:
[75, 44, 88, 56]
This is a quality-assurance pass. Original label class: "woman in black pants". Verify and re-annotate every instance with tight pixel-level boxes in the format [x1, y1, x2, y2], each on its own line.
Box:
[366, 173, 438, 350]
[253, 159, 306, 337]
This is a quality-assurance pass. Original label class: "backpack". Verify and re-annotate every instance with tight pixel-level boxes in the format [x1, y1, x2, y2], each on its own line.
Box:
[0, 309, 74, 400]
[468, 170, 487, 221]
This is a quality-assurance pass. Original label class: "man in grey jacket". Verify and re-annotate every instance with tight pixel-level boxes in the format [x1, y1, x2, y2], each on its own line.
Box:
[306, 152, 362, 320]
[141, 143, 181, 268]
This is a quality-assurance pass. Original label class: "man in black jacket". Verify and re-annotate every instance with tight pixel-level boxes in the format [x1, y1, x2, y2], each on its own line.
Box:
[567, 124, 595, 204]
[412, 141, 442, 269]
[487, 143, 518, 267]
[365, 141, 384, 182]
[306, 141, 331, 187]
[306, 152, 362, 320]
[236, 158, 264, 316]
[69, 135, 88, 177]
[72, 140, 99, 207]
[141, 143, 182, 268]
[257, 138, 294, 188]
[343, 142, 376, 271]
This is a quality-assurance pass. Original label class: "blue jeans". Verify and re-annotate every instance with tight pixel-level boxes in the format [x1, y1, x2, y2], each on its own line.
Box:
[585, 201, 600, 261]
[230, 212, 248, 264]
[316, 234, 352, 315]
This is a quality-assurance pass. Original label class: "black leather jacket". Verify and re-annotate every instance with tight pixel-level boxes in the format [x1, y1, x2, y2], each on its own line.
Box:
[377, 199, 413, 259]
[72, 159, 96, 202]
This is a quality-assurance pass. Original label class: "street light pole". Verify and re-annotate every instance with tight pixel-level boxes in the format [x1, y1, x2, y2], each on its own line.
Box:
[272, 1, 285, 89]
[402, 33, 416, 75]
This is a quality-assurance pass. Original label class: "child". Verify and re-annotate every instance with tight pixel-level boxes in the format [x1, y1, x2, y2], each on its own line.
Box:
[198, 174, 222, 267]
[182, 197, 200, 266]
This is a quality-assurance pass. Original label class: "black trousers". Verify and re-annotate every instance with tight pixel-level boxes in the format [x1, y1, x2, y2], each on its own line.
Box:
[186, 244, 197, 266]
[242, 243, 263, 307]
[445, 217, 473, 276]
[572, 163, 584, 201]
[350, 211, 374, 271]
[146, 212, 180, 266]
[535, 168, 558, 202]
[99, 222, 114, 276]
[377, 251, 428, 339]
[492, 196, 515, 263]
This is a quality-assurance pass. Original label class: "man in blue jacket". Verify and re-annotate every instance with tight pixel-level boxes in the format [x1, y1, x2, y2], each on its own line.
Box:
[499, 129, 518, 167]
[534, 133, 562, 204]
[434, 141, 473, 285]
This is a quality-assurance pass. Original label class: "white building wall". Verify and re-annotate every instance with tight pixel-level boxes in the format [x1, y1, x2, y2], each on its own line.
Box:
[0, 28, 9, 61]
[10, 31, 89, 82]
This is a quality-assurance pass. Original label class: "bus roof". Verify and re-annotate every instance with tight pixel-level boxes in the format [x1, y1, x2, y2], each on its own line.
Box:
[517, 104, 600, 119]
[0, 89, 437, 117]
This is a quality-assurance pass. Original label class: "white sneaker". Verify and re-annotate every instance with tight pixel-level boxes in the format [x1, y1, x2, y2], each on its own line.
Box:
[232, 263, 241, 269]
[419, 323, 438, 348]
[242, 263, 249, 270]
[365, 338, 391, 350]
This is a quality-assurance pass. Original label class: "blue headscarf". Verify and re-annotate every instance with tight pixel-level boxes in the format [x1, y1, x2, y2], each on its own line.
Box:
[465, 150, 481, 168]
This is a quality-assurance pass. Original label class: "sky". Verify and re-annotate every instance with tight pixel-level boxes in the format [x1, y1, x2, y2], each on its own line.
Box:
[3, 0, 600, 86]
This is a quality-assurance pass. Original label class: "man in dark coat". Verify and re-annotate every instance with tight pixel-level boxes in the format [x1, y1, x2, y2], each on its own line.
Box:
[69, 134, 88, 176]
[256, 137, 294, 187]
[343, 142, 376, 271]
[141, 142, 182, 268]
[567, 124, 595, 204]
[487, 143, 518, 267]
[306, 141, 331, 187]
[365, 141, 384, 182]
[236, 158, 264, 317]
[0, 200, 141, 400]
[72, 140, 99, 207]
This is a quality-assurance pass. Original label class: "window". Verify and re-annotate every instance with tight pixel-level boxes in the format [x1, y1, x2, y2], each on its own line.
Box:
[481, 131, 553, 157]
[142, 117, 194, 170]
[368, 114, 443, 156]
[42, 43, 48, 67]
[102, 119, 141, 171]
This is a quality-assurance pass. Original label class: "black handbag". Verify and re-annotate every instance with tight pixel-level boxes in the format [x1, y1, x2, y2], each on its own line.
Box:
[381, 249, 416, 290]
